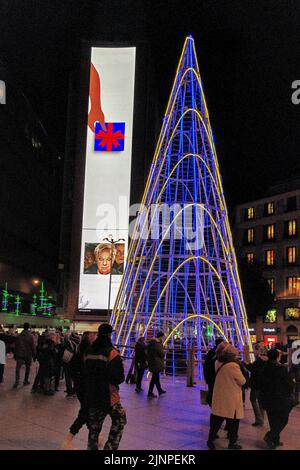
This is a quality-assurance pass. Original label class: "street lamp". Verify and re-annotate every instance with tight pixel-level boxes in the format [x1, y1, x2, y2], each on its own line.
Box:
[103, 235, 125, 316]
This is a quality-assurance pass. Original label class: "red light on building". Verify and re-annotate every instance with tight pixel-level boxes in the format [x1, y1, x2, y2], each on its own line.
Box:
[264, 335, 278, 347]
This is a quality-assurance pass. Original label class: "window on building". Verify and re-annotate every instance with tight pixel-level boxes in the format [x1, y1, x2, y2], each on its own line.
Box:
[284, 307, 300, 321]
[286, 196, 297, 212]
[264, 201, 275, 216]
[286, 276, 299, 296]
[246, 252, 254, 264]
[287, 246, 296, 265]
[245, 207, 254, 220]
[265, 249, 275, 266]
[263, 224, 275, 241]
[267, 278, 275, 295]
[285, 219, 297, 237]
[247, 228, 254, 244]
[264, 309, 277, 323]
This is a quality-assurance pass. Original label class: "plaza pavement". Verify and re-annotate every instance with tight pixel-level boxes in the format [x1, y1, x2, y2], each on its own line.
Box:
[0, 357, 299, 451]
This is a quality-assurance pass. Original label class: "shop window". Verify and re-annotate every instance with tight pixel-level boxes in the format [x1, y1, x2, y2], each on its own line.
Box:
[265, 249, 275, 267]
[287, 246, 296, 265]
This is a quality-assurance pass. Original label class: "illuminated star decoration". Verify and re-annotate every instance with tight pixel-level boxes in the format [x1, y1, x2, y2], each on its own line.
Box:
[94, 122, 125, 152]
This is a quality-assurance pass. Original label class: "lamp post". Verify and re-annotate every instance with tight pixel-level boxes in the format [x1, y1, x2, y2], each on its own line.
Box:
[103, 235, 125, 316]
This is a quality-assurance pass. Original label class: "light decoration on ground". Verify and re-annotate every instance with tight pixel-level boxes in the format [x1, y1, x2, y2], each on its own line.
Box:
[1, 282, 9, 312]
[14, 294, 21, 316]
[112, 36, 253, 376]
[31, 294, 38, 315]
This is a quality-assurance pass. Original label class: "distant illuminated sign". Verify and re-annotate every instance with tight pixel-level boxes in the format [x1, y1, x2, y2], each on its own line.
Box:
[264, 335, 278, 347]
[285, 307, 300, 321]
[0, 80, 6, 104]
[264, 309, 277, 323]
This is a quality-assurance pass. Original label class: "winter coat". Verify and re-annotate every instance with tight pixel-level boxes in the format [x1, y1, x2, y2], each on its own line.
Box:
[147, 339, 165, 373]
[84, 338, 125, 412]
[261, 361, 295, 412]
[38, 339, 58, 377]
[0, 340, 6, 365]
[14, 331, 35, 360]
[134, 342, 148, 367]
[211, 360, 246, 419]
[245, 357, 266, 390]
[203, 348, 217, 387]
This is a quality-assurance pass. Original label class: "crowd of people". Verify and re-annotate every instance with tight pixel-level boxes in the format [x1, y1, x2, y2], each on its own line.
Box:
[0, 323, 168, 450]
[204, 339, 300, 450]
[1, 323, 300, 451]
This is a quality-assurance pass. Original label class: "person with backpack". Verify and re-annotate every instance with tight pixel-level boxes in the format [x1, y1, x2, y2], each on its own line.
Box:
[147, 332, 166, 398]
[61, 331, 96, 450]
[244, 342, 267, 426]
[42, 332, 60, 396]
[31, 331, 48, 393]
[207, 342, 246, 450]
[84, 323, 126, 450]
[62, 332, 81, 398]
[134, 337, 148, 393]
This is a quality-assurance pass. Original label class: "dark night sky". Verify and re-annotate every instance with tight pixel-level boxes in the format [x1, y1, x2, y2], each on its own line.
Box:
[1, 0, 300, 209]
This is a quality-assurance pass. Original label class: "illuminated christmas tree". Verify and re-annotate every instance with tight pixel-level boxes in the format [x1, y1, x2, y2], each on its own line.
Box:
[112, 36, 253, 374]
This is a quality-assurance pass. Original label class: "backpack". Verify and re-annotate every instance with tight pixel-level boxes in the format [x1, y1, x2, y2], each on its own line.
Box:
[62, 339, 79, 363]
[62, 348, 74, 363]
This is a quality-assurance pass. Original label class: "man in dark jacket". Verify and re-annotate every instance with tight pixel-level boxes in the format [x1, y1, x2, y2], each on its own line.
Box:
[14, 323, 35, 388]
[147, 331, 166, 398]
[84, 323, 126, 450]
[245, 342, 267, 426]
[203, 338, 224, 406]
[134, 337, 148, 393]
[261, 348, 295, 449]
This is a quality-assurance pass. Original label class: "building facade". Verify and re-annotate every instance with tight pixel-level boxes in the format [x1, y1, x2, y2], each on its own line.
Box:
[234, 178, 300, 346]
[0, 60, 62, 313]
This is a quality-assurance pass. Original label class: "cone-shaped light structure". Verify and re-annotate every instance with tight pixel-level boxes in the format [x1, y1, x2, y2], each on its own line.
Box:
[112, 36, 253, 375]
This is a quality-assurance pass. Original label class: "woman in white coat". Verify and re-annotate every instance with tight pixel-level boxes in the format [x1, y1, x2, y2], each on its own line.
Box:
[207, 342, 246, 450]
[0, 337, 6, 383]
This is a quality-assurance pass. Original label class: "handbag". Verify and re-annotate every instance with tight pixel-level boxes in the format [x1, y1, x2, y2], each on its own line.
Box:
[200, 362, 226, 406]
[200, 389, 209, 405]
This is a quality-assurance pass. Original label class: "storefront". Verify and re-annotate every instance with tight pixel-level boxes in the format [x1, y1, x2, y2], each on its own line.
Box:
[248, 327, 257, 343]
[263, 327, 278, 348]
[286, 325, 299, 347]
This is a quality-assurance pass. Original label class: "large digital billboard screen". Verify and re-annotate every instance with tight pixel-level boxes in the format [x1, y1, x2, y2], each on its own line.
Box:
[78, 46, 136, 312]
